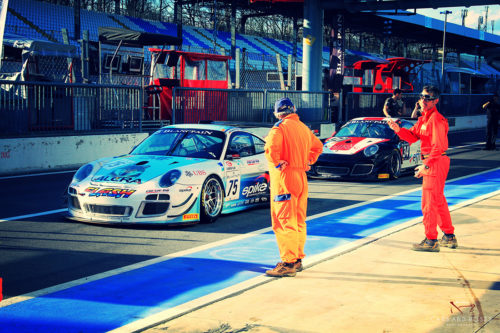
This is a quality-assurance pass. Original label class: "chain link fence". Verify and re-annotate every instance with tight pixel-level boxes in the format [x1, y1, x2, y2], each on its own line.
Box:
[238, 52, 295, 90]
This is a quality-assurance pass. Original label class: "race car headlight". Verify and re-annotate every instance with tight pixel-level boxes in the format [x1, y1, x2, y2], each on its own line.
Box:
[159, 169, 181, 187]
[73, 164, 93, 182]
[364, 144, 379, 157]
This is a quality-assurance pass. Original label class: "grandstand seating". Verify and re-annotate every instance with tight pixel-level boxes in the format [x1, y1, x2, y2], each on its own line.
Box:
[4, 0, 327, 69]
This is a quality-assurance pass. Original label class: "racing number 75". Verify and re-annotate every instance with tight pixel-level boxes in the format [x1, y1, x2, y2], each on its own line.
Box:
[227, 179, 239, 197]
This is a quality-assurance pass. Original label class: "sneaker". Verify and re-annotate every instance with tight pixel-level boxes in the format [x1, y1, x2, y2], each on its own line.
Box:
[412, 238, 440, 252]
[440, 234, 458, 249]
[266, 262, 297, 277]
[294, 259, 303, 272]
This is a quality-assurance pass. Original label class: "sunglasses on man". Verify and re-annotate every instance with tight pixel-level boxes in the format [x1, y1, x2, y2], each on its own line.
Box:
[420, 94, 437, 101]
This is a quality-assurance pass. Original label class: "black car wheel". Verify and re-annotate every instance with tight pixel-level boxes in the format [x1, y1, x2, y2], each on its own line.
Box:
[200, 175, 224, 223]
[388, 150, 402, 179]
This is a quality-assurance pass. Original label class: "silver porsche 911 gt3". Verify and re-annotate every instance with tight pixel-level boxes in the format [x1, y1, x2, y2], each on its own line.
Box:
[67, 124, 270, 225]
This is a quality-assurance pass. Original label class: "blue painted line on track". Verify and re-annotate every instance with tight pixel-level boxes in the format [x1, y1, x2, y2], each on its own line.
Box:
[1, 169, 499, 332]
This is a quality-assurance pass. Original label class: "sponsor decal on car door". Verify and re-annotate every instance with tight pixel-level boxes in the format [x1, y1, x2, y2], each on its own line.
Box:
[224, 159, 242, 201]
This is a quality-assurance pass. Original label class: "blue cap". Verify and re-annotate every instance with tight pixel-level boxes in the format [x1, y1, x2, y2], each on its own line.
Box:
[274, 97, 295, 114]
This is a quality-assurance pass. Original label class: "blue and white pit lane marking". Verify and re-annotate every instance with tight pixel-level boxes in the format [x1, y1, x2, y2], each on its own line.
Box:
[0, 167, 499, 333]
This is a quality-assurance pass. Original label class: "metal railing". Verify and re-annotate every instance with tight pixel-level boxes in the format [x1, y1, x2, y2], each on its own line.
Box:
[172, 87, 330, 125]
[0, 80, 142, 137]
[344, 92, 491, 121]
[6, 80, 491, 140]
[1, 81, 331, 138]
[266, 90, 331, 124]
[172, 88, 266, 124]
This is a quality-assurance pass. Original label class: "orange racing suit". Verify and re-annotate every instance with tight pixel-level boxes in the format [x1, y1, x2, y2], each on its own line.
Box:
[264, 113, 323, 263]
[395, 106, 454, 240]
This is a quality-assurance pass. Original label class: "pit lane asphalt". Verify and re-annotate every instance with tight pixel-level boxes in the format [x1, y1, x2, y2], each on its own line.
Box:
[0, 130, 497, 301]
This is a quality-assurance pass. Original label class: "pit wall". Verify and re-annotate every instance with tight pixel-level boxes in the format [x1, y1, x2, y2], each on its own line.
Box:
[0, 133, 149, 176]
[0, 115, 486, 176]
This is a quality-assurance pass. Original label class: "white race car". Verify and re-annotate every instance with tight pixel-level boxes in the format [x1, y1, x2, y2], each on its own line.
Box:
[67, 124, 270, 225]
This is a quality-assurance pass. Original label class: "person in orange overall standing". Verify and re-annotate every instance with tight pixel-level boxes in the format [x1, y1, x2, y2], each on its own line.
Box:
[264, 98, 324, 276]
[388, 85, 457, 252]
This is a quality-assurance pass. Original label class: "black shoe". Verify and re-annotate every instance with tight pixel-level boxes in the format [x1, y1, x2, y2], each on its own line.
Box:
[412, 238, 440, 252]
[293, 259, 303, 272]
[440, 234, 458, 249]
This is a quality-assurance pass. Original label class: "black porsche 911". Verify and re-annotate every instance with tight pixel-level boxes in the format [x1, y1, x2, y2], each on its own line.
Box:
[308, 117, 422, 180]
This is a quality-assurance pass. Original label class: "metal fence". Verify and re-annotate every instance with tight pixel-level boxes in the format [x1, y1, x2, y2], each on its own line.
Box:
[172, 87, 330, 125]
[172, 88, 265, 124]
[0, 80, 142, 137]
[0, 80, 330, 138]
[266, 90, 330, 123]
[344, 92, 491, 121]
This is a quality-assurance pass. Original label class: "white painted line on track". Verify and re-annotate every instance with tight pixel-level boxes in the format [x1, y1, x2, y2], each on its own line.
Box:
[0, 170, 76, 180]
[0, 208, 68, 223]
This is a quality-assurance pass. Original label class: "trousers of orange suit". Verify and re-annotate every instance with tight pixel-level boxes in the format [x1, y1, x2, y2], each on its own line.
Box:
[269, 166, 308, 263]
[421, 155, 454, 240]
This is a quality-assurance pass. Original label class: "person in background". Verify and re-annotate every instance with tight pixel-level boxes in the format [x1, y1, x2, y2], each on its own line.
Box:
[482, 93, 499, 150]
[383, 88, 406, 118]
[411, 100, 422, 119]
[387, 85, 457, 252]
[264, 98, 323, 277]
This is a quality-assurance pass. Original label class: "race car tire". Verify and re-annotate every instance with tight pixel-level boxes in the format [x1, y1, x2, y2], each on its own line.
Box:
[200, 175, 224, 223]
[388, 150, 402, 179]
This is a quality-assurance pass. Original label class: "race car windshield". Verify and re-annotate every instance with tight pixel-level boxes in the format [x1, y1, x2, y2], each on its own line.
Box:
[130, 128, 225, 159]
[335, 121, 395, 139]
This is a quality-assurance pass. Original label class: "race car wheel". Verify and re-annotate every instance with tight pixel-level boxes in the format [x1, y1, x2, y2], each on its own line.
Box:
[388, 150, 402, 179]
[200, 176, 224, 223]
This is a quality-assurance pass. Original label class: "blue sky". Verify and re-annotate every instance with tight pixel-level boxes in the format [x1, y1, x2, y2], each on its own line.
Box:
[417, 5, 499, 35]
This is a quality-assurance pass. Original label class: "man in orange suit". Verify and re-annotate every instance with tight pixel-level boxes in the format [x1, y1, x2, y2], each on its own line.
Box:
[388, 86, 457, 252]
[264, 98, 324, 276]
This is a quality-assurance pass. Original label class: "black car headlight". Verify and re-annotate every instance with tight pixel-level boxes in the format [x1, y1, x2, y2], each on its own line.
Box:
[74, 164, 93, 182]
[159, 169, 182, 187]
[364, 144, 379, 157]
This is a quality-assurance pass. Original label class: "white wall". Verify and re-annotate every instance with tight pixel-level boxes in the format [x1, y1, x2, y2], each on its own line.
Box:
[0, 133, 149, 176]
[0, 115, 487, 176]
[449, 115, 486, 131]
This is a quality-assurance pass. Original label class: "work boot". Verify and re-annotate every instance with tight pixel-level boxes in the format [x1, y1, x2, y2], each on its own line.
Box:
[412, 238, 440, 252]
[440, 234, 458, 249]
[294, 259, 303, 272]
[266, 262, 296, 277]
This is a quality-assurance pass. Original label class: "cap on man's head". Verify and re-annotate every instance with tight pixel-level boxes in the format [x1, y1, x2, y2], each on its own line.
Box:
[274, 97, 296, 115]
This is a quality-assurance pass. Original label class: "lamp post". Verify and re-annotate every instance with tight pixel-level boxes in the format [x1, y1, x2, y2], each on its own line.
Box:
[440, 10, 452, 88]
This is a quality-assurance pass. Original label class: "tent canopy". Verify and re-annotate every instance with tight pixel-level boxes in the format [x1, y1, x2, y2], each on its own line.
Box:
[3, 32, 78, 57]
[98, 27, 182, 47]
[445, 66, 489, 78]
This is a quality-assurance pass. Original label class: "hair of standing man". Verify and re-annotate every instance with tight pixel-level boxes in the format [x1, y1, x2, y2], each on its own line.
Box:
[423, 85, 440, 98]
